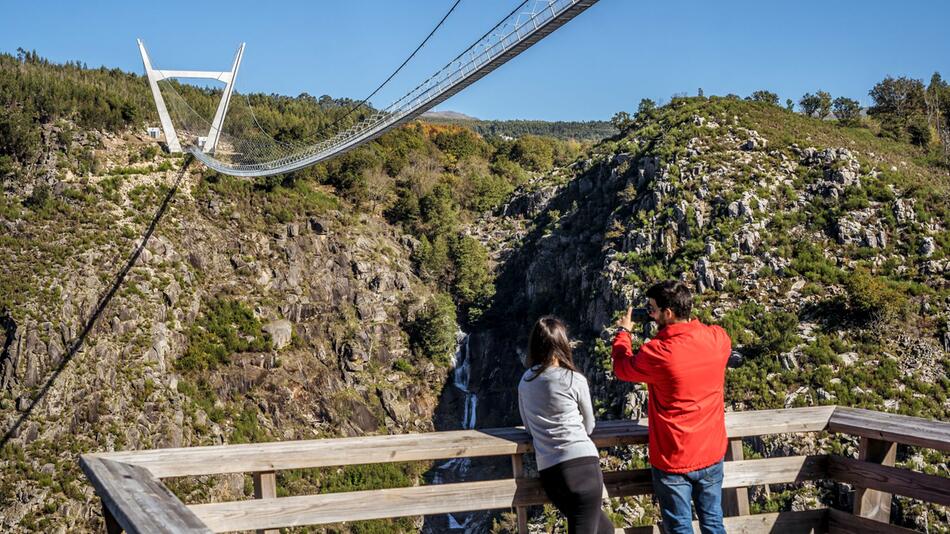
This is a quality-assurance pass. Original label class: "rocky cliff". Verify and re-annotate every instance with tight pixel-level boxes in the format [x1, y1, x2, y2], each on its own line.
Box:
[463, 96, 948, 531]
[1, 94, 948, 533]
[0, 129, 450, 532]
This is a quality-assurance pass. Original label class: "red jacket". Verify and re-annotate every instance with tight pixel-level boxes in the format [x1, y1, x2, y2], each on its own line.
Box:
[612, 319, 731, 473]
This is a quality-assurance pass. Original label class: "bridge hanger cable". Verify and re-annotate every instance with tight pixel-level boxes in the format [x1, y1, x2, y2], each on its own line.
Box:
[186, 0, 599, 176]
[312, 0, 464, 139]
[232, 0, 464, 152]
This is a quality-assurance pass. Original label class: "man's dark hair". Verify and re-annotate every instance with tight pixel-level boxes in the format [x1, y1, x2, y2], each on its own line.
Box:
[646, 280, 693, 319]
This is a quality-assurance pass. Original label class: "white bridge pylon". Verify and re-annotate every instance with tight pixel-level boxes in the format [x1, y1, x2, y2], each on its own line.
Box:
[137, 39, 245, 154]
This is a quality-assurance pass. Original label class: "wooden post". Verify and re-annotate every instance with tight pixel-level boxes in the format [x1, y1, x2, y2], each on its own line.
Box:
[253, 471, 278, 534]
[511, 454, 528, 534]
[721, 438, 750, 516]
[103, 503, 122, 534]
[852, 437, 896, 522]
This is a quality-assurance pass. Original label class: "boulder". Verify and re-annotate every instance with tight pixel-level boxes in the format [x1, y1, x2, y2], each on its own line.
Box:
[263, 320, 293, 350]
[893, 199, 916, 224]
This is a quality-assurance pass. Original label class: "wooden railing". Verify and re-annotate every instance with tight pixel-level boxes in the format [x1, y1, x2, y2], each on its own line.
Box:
[80, 405, 950, 534]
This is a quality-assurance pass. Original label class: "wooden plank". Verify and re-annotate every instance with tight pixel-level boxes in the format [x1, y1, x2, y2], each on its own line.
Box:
[619, 509, 828, 534]
[828, 406, 950, 451]
[79, 456, 212, 534]
[253, 471, 278, 534]
[510, 454, 528, 534]
[828, 455, 950, 506]
[852, 437, 896, 522]
[103, 503, 122, 534]
[99, 408, 832, 478]
[190, 478, 546, 532]
[604, 456, 827, 498]
[722, 438, 750, 517]
[189, 456, 828, 532]
[827, 507, 922, 534]
[723, 455, 828, 488]
[96, 427, 534, 478]
[725, 406, 835, 438]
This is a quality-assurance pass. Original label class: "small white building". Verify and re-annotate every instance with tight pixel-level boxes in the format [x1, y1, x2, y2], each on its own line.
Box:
[197, 136, 208, 149]
[147, 127, 161, 139]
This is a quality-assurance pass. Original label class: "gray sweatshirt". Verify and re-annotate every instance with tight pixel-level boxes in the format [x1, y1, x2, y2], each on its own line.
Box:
[517, 366, 599, 470]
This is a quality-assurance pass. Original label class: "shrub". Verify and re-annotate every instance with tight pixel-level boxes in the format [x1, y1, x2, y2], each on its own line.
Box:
[450, 235, 495, 322]
[178, 298, 270, 371]
[409, 293, 457, 366]
[432, 128, 488, 162]
[832, 97, 862, 126]
[748, 90, 779, 106]
[844, 267, 908, 323]
[509, 135, 555, 172]
[907, 116, 932, 147]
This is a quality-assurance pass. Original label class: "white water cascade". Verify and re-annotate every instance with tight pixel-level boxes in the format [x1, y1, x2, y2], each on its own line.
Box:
[441, 331, 478, 530]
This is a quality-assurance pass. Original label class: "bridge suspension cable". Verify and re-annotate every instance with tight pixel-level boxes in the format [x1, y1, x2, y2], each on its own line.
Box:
[157, 0, 599, 177]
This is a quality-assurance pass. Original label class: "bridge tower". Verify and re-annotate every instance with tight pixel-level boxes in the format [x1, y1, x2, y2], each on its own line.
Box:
[136, 39, 245, 154]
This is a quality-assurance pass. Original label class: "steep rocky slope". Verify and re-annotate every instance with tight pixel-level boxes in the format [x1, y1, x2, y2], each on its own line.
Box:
[0, 130, 450, 532]
[1, 92, 948, 533]
[464, 97, 948, 531]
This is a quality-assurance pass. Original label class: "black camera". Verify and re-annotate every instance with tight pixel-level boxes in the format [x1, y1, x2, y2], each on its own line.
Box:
[630, 307, 651, 322]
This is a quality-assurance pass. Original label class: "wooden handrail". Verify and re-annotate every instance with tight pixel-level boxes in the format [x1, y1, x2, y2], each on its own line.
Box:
[79, 405, 950, 534]
[89, 406, 834, 478]
[79, 457, 211, 534]
[188, 456, 829, 532]
[828, 406, 950, 452]
[828, 455, 950, 506]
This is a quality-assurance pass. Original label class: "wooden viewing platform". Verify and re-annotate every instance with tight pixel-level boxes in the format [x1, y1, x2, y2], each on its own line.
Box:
[80, 405, 950, 533]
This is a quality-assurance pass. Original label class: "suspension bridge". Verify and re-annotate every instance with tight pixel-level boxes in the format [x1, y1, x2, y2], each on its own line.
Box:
[138, 0, 598, 178]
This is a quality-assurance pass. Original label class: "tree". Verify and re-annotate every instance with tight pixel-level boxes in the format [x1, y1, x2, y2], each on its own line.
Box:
[799, 93, 821, 117]
[785, 98, 794, 112]
[907, 116, 932, 147]
[832, 97, 861, 126]
[636, 98, 657, 119]
[926, 72, 945, 125]
[409, 293, 457, 366]
[868, 76, 927, 140]
[450, 235, 495, 322]
[419, 183, 459, 238]
[509, 135, 555, 172]
[610, 111, 633, 135]
[748, 90, 779, 105]
[816, 91, 832, 120]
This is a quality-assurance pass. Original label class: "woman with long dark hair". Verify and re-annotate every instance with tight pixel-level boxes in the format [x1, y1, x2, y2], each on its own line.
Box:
[518, 316, 613, 533]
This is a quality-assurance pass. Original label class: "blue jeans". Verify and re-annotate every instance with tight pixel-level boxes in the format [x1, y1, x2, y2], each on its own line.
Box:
[651, 459, 726, 534]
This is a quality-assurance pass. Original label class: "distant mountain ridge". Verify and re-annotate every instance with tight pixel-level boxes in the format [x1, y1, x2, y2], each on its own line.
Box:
[423, 113, 617, 141]
[422, 110, 479, 120]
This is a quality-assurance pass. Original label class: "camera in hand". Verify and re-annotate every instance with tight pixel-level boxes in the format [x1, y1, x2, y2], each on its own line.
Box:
[631, 307, 651, 322]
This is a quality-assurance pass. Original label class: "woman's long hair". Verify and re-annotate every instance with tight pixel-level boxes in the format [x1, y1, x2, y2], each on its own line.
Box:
[524, 316, 579, 381]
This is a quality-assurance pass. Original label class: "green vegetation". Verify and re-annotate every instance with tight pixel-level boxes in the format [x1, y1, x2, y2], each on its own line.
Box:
[424, 116, 616, 141]
[177, 298, 270, 372]
[799, 90, 832, 119]
[409, 293, 457, 366]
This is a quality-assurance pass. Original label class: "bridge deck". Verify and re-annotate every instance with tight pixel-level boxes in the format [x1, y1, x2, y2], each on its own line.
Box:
[190, 0, 600, 177]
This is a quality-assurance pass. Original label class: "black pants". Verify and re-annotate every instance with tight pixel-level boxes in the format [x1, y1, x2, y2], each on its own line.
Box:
[539, 456, 614, 534]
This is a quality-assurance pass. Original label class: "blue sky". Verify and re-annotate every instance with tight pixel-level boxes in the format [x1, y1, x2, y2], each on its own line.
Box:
[2, 1, 948, 121]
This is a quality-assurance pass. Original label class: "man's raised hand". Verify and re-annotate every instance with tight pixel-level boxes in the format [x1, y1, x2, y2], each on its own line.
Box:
[616, 307, 634, 332]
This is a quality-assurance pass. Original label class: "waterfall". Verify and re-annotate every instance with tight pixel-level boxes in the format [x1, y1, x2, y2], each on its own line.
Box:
[441, 331, 478, 530]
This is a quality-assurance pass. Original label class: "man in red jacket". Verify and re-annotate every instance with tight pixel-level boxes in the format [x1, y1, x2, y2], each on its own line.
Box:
[612, 280, 731, 534]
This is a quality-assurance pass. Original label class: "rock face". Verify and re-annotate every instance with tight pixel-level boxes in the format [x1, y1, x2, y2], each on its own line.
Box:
[461, 100, 948, 531]
[263, 320, 293, 350]
[0, 135, 449, 532]
[3, 98, 948, 532]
